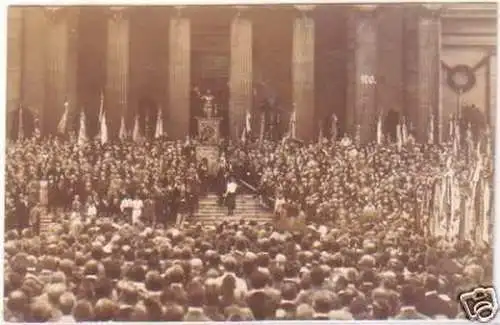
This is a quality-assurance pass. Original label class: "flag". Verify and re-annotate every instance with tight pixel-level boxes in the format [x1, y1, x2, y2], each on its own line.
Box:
[57, 101, 70, 134]
[465, 123, 473, 161]
[77, 111, 87, 146]
[376, 113, 383, 145]
[482, 178, 491, 243]
[259, 112, 265, 144]
[155, 107, 164, 139]
[119, 116, 127, 141]
[241, 110, 251, 142]
[438, 175, 448, 237]
[428, 113, 434, 144]
[245, 110, 251, 134]
[289, 109, 296, 139]
[100, 110, 108, 145]
[485, 125, 492, 159]
[355, 124, 361, 145]
[448, 116, 454, 141]
[17, 105, 24, 140]
[396, 123, 402, 151]
[318, 120, 324, 143]
[455, 119, 461, 147]
[452, 119, 461, 156]
[463, 156, 482, 241]
[98, 91, 104, 123]
[132, 114, 141, 143]
[331, 113, 338, 141]
[402, 119, 408, 144]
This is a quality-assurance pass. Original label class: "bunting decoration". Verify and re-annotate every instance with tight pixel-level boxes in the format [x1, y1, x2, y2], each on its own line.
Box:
[155, 107, 164, 139]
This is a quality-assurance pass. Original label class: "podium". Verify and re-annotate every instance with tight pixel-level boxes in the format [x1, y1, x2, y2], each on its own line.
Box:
[196, 117, 223, 145]
[196, 117, 222, 175]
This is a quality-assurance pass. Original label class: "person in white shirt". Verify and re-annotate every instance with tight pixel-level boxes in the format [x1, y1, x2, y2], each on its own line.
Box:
[86, 198, 97, 218]
[120, 196, 133, 222]
[274, 193, 286, 220]
[131, 195, 144, 225]
[224, 177, 238, 216]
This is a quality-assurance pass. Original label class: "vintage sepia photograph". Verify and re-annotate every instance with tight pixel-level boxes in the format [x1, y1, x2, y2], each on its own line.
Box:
[3, 2, 498, 322]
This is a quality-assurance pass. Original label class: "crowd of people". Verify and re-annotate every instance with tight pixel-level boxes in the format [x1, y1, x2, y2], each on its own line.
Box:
[4, 133, 493, 321]
[5, 136, 208, 232]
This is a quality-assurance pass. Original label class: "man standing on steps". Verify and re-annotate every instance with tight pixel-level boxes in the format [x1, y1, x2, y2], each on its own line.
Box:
[224, 176, 238, 216]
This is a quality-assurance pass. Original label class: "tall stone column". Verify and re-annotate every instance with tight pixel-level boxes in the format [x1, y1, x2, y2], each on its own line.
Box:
[229, 6, 253, 140]
[168, 7, 191, 140]
[292, 5, 315, 141]
[489, 54, 496, 128]
[346, 5, 378, 143]
[106, 7, 130, 138]
[417, 5, 441, 143]
[7, 7, 24, 139]
[22, 8, 46, 134]
[43, 7, 77, 135]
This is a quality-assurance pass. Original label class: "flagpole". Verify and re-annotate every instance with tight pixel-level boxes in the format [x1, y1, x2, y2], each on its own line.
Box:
[456, 89, 462, 120]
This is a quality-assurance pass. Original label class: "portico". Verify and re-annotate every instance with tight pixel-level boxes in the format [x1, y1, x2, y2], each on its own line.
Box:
[6, 4, 497, 142]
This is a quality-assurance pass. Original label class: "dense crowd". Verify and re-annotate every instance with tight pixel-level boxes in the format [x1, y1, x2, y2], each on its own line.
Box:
[4, 135, 493, 321]
[5, 136, 205, 231]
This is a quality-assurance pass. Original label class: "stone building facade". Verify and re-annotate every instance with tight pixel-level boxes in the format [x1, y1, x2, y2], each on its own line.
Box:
[6, 4, 497, 142]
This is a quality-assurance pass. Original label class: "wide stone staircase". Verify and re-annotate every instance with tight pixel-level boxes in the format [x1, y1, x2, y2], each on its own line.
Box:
[194, 193, 274, 223]
[40, 211, 56, 235]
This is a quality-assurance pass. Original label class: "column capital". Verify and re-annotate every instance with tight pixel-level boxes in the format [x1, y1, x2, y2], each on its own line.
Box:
[419, 4, 443, 19]
[108, 7, 129, 21]
[173, 5, 188, 17]
[44, 6, 68, 23]
[351, 4, 381, 19]
[353, 4, 378, 12]
[294, 5, 316, 18]
[233, 5, 251, 19]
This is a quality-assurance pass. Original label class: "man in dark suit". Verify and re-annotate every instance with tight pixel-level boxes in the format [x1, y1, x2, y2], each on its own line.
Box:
[183, 282, 211, 321]
[393, 285, 430, 320]
[15, 195, 30, 232]
[418, 275, 455, 319]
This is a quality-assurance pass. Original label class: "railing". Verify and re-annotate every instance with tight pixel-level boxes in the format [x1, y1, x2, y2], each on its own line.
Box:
[236, 177, 275, 210]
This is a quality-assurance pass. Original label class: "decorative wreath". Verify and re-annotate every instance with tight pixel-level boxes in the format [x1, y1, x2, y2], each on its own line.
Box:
[446, 64, 476, 94]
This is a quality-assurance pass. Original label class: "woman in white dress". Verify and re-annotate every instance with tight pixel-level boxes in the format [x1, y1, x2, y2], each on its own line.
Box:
[131, 195, 144, 225]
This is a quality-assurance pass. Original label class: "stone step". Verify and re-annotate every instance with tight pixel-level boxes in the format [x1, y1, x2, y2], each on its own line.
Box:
[197, 206, 265, 212]
[191, 216, 273, 223]
[194, 191, 273, 224]
[195, 212, 273, 219]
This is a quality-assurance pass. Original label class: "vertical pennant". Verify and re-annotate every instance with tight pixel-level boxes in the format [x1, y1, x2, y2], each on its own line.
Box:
[376, 113, 382, 145]
[78, 111, 87, 146]
[119, 115, 127, 141]
[155, 107, 164, 139]
[18, 105, 24, 140]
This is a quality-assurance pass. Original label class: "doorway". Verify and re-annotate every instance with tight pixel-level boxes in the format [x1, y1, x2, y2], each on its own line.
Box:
[190, 7, 231, 138]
